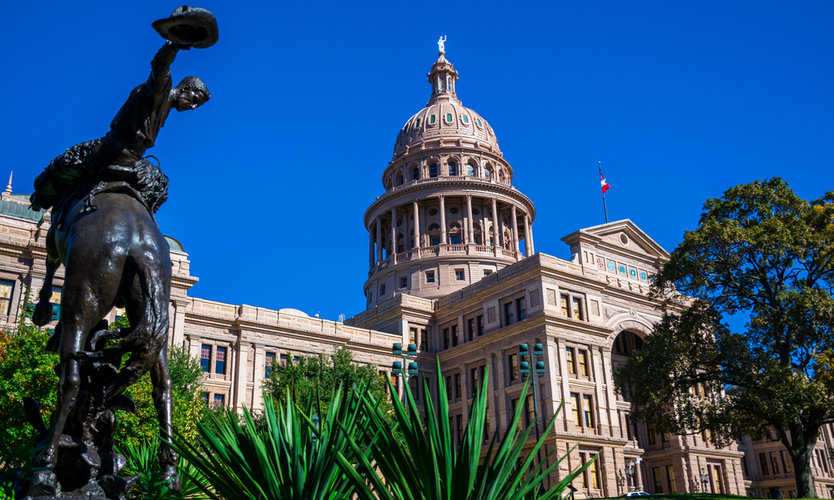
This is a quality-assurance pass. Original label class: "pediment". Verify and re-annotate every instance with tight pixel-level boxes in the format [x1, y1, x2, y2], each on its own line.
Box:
[561, 219, 670, 262]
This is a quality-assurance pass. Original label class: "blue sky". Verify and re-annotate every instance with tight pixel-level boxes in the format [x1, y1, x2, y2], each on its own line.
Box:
[2, 1, 832, 320]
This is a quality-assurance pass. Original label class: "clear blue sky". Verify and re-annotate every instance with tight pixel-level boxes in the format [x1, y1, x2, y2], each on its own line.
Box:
[2, 1, 832, 320]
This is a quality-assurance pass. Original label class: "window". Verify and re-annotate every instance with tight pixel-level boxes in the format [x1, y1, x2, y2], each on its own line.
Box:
[662, 432, 670, 442]
[476, 117, 483, 128]
[430, 114, 436, 124]
[508, 353, 519, 382]
[580, 453, 590, 488]
[561, 295, 569, 317]
[448, 161, 457, 176]
[446, 113, 453, 123]
[483, 269, 491, 276]
[409, 327, 417, 346]
[653, 467, 662, 493]
[587, 456, 599, 489]
[431, 235, 441, 246]
[200, 345, 211, 372]
[578, 350, 588, 376]
[470, 367, 478, 397]
[216, 346, 227, 375]
[213, 394, 225, 407]
[666, 465, 676, 493]
[566, 347, 576, 374]
[572, 297, 583, 320]
[265, 352, 274, 379]
[49, 288, 62, 320]
[504, 302, 514, 325]
[771, 452, 780, 474]
[511, 398, 522, 431]
[477, 315, 484, 336]
[712, 466, 724, 494]
[450, 234, 461, 244]
[466, 163, 475, 176]
[455, 269, 465, 281]
[380, 284, 386, 295]
[649, 425, 657, 444]
[462, 115, 469, 124]
[412, 167, 420, 180]
[467, 318, 475, 341]
[443, 328, 450, 349]
[400, 276, 408, 288]
[516, 298, 526, 321]
[0, 280, 12, 315]
[429, 163, 438, 178]
[420, 328, 428, 351]
[409, 377, 419, 401]
[583, 395, 594, 428]
[454, 373, 461, 399]
[484, 168, 491, 180]
[426, 271, 435, 283]
[451, 324, 458, 347]
[570, 393, 581, 426]
[445, 376, 452, 399]
[760, 453, 770, 475]
[455, 414, 462, 448]
[780, 450, 791, 472]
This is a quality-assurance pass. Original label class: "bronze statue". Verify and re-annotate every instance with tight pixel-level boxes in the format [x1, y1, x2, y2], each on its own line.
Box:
[24, 7, 218, 499]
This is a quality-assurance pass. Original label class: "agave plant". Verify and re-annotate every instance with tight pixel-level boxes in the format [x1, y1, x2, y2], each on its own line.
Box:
[337, 360, 596, 500]
[119, 438, 211, 499]
[167, 384, 376, 500]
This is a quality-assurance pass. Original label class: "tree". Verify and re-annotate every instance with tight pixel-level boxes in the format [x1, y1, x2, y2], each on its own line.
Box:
[615, 178, 834, 498]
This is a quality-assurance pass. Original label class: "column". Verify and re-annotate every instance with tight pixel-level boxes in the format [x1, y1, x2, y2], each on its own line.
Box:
[368, 226, 375, 268]
[636, 462, 644, 492]
[528, 219, 535, 254]
[252, 344, 265, 411]
[491, 198, 500, 257]
[375, 216, 382, 264]
[234, 341, 250, 413]
[466, 195, 474, 244]
[439, 195, 446, 245]
[412, 201, 420, 250]
[524, 213, 532, 257]
[171, 299, 188, 347]
[390, 207, 397, 264]
[511, 204, 519, 258]
[557, 338, 572, 432]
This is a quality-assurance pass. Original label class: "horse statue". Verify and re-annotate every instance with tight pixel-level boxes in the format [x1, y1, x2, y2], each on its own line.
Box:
[23, 7, 218, 499]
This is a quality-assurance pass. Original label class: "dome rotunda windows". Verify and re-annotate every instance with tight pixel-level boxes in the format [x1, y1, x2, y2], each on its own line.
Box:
[429, 115, 436, 125]
[448, 161, 457, 176]
[412, 167, 420, 180]
[466, 163, 475, 176]
[428, 207, 439, 217]
[449, 206, 460, 215]
[415, 118, 421, 128]
[476, 117, 483, 128]
[484, 168, 492, 180]
[462, 115, 470, 125]
[429, 163, 438, 178]
[445, 113, 453, 123]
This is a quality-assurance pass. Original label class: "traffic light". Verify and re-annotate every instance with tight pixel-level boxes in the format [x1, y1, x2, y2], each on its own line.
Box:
[536, 361, 546, 374]
[520, 361, 530, 375]
[533, 343, 544, 357]
[407, 343, 417, 356]
[392, 343, 402, 356]
[408, 361, 418, 376]
[392, 361, 402, 375]
[519, 343, 529, 357]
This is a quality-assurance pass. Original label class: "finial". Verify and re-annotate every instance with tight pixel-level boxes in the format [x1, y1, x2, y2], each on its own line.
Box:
[4, 171, 12, 196]
[438, 35, 446, 54]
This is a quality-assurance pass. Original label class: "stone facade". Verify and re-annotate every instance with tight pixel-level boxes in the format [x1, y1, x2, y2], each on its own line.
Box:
[2, 49, 833, 499]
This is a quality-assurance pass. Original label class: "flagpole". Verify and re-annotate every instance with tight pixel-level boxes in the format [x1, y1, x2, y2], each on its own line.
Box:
[600, 161, 609, 223]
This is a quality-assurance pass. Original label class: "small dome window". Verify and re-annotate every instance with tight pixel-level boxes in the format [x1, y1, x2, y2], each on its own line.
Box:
[476, 118, 483, 128]
[448, 161, 457, 176]
[446, 113, 453, 123]
[484, 168, 491, 180]
[397, 173, 404, 185]
[430, 115, 436, 124]
[412, 167, 420, 180]
[450, 206, 460, 215]
[428, 223, 440, 231]
[462, 115, 470, 124]
[415, 118, 421, 128]
[429, 163, 438, 178]
[428, 207, 438, 216]
[466, 163, 475, 176]
[473, 207, 480, 216]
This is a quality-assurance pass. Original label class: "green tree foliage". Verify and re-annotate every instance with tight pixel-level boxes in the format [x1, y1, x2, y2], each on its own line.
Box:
[615, 178, 834, 498]
[264, 345, 392, 419]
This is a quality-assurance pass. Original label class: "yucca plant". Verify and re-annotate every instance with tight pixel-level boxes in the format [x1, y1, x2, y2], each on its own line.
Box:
[337, 360, 596, 500]
[120, 438, 211, 499]
[167, 384, 377, 500]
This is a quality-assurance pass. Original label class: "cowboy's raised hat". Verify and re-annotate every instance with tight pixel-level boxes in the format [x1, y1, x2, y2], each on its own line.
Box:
[152, 6, 219, 49]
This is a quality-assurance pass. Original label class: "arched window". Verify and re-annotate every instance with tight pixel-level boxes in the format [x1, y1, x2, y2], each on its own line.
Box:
[613, 331, 644, 356]
[500, 171, 507, 184]
[466, 163, 475, 176]
[397, 232, 405, 253]
[412, 167, 420, 180]
[397, 173, 404, 185]
[449, 222, 462, 245]
[504, 230, 512, 250]
[428, 223, 441, 246]
[473, 222, 483, 245]
[448, 161, 457, 176]
[484, 168, 492, 180]
[429, 163, 438, 178]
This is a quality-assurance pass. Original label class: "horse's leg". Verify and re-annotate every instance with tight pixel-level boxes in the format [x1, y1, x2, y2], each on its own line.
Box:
[151, 346, 180, 493]
[33, 228, 60, 327]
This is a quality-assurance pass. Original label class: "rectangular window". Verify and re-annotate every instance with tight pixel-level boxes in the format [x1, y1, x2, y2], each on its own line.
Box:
[578, 350, 588, 376]
[409, 327, 417, 346]
[444, 328, 450, 349]
[451, 324, 458, 346]
[400, 276, 408, 288]
[771, 452, 780, 474]
[572, 297, 583, 320]
[420, 329, 428, 351]
[590, 456, 600, 489]
[581, 454, 589, 488]
[477, 315, 484, 336]
[200, 345, 211, 372]
[653, 467, 662, 493]
[213, 394, 225, 407]
[649, 425, 657, 445]
[571, 393, 581, 426]
[517, 298, 526, 321]
[470, 368, 478, 397]
[215, 347, 227, 375]
[583, 395, 594, 428]
[454, 373, 461, 399]
[0, 280, 12, 316]
[662, 432, 670, 442]
[445, 376, 452, 399]
[666, 465, 677, 493]
[426, 271, 435, 283]
[508, 353, 519, 382]
[781, 450, 791, 472]
[450, 234, 461, 244]
[712, 466, 724, 494]
[479, 365, 486, 391]
[504, 302, 514, 325]
[409, 376, 419, 401]
[566, 347, 576, 374]
[625, 414, 634, 440]
[561, 294, 569, 317]
[380, 284, 386, 295]
[265, 352, 274, 379]
[760, 453, 770, 475]
[455, 269, 465, 281]
[467, 318, 475, 341]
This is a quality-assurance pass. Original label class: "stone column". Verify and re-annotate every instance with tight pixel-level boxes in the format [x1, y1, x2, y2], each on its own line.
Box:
[601, 347, 619, 438]
[171, 299, 188, 347]
[412, 201, 420, 250]
[252, 344, 265, 411]
[234, 341, 250, 413]
[375, 217, 382, 265]
[511, 205, 519, 258]
[439, 195, 446, 245]
[390, 207, 397, 264]
[491, 198, 500, 257]
[528, 219, 535, 254]
[556, 338, 572, 432]
[368, 225, 375, 268]
[466, 195, 474, 244]
[635, 462, 644, 492]
[524, 213, 532, 257]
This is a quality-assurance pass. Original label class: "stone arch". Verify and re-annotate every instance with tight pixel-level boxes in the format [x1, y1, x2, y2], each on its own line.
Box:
[606, 317, 654, 350]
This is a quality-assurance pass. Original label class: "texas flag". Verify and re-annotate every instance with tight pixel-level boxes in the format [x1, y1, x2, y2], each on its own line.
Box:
[600, 171, 610, 194]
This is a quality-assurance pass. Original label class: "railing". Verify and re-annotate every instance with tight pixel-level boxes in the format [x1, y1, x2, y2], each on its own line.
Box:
[396, 251, 412, 262]
[475, 245, 492, 253]
[420, 247, 439, 257]
[502, 248, 517, 258]
[448, 244, 464, 252]
[370, 244, 519, 273]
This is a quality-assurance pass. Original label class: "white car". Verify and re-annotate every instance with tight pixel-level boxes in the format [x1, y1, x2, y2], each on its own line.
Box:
[621, 492, 651, 497]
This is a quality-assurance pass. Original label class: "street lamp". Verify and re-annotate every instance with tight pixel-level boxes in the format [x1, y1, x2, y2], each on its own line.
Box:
[392, 342, 418, 401]
[700, 467, 710, 493]
[519, 342, 546, 466]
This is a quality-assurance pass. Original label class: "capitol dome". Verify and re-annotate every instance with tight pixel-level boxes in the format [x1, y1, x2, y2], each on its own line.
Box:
[392, 54, 501, 159]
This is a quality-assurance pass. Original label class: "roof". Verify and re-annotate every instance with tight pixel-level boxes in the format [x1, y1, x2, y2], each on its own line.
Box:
[0, 198, 45, 222]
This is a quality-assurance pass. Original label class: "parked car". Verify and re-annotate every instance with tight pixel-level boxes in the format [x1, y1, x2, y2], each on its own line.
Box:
[621, 492, 651, 497]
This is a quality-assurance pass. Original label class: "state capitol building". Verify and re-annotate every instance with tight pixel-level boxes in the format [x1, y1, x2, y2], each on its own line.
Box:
[1, 47, 832, 499]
